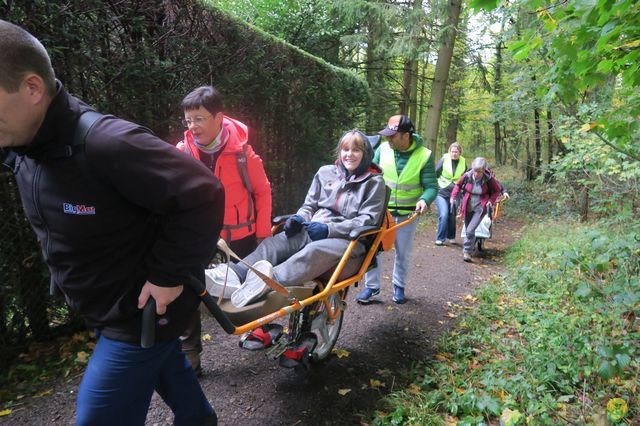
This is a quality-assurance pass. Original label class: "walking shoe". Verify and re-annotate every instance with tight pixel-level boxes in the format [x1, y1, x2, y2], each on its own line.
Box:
[447, 239, 456, 245]
[463, 252, 472, 263]
[205, 264, 241, 298]
[231, 260, 273, 307]
[392, 285, 406, 304]
[355, 287, 380, 304]
[435, 240, 444, 246]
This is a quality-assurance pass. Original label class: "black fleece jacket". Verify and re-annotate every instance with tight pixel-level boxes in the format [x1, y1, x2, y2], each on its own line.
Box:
[6, 82, 224, 342]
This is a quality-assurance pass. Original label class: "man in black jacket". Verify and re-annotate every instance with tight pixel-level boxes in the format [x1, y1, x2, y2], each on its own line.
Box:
[0, 20, 223, 425]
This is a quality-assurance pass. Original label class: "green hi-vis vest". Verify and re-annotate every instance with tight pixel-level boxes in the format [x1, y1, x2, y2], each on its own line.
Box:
[379, 141, 432, 214]
[437, 153, 466, 189]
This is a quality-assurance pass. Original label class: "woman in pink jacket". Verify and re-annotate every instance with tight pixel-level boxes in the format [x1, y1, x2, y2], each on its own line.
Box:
[451, 157, 502, 262]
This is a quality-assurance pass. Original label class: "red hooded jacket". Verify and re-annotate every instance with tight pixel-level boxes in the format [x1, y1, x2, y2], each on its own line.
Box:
[177, 116, 272, 242]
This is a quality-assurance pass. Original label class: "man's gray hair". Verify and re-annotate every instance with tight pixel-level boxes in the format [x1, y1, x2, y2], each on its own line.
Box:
[0, 20, 56, 96]
[472, 157, 487, 171]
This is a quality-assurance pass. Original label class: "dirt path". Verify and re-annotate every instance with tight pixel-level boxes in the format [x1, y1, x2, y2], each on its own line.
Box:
[2, 215, 522, 426]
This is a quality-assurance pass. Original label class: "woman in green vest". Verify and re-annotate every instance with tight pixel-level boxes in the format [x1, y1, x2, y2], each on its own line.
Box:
[434, 143, 467, 245]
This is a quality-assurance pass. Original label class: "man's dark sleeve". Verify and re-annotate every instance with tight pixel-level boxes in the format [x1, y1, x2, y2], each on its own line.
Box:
[88, 119, 225, 286]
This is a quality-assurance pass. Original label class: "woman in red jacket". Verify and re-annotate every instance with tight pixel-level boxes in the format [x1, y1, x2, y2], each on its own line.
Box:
[177, 86, 272, 374]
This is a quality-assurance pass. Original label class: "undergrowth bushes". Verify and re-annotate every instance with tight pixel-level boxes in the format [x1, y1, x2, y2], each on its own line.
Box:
[375, 220, 639, 425]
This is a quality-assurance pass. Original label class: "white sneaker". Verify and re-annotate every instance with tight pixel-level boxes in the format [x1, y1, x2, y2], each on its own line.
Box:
[205, 264, 241, 298]
[231, 260, 273, 308]
[435, 240, 444, 246]
[447, 239, 456, 245]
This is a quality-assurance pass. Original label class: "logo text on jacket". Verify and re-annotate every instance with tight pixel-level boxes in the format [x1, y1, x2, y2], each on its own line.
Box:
[63, 203, 96, 215]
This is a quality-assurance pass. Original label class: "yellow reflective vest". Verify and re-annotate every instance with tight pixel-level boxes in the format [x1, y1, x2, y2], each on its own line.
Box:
[379, 141, 432, 214]
[437, 153, 466, 189]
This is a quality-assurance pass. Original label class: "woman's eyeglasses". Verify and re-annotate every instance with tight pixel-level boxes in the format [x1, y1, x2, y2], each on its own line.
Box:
[181, 114, 212, 128]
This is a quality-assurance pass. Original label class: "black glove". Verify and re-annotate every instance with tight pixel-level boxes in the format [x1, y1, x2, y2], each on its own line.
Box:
[304, 222, 329, 241]
[283, 215, 304, 238]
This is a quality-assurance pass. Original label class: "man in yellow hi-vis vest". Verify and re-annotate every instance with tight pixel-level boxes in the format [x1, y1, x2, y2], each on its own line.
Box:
[356, 115, 437, 305]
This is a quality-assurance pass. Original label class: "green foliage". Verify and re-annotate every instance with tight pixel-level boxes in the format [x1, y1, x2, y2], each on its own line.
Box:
[508, 0, 640, 162]
[543, 117, 640, 221]
[374, 219, 640, 424]
[0, 332, 95, 408]
[1, 0, 367, 214]
[212, 0, 348, 63]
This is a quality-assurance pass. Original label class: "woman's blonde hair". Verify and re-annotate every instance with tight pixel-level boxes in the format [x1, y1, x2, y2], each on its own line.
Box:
[448, 142, 463, 154]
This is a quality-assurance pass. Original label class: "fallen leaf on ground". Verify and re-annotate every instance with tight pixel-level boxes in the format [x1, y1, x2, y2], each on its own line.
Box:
[0, 409, 12, 417]
[443, 415, 458, 425]
[76, 351, 89, 363]
[463, 294, 477, 302]
[202, 334, 212, 341]
[338, 388, 351, 396]
[35, 389, 52, 398]
[500, 408, 524, 426]
[332, 348, 350, 358]
[369, 379, 385, 389]
[407, 383, 421, 394]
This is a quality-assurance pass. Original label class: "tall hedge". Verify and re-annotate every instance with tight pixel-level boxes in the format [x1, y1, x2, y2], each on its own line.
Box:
[2, 0, 367, 212]
[0, 0, 367, 358]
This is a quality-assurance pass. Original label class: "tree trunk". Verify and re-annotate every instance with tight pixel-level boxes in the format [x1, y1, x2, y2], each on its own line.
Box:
[546, 109, 554, 164]
[446, 117, 458, 144]
[424, 0, 463, 154]
[493, 34, 504, 165]
[534, 105, 541, 176]
[400, 0, 423, 119]
[579, 186, 589, 222]
[417, 62, 427, 133]
[494, 121, 502, 164]
[366, 10, 384, 132]
[410, 59, 419, 120]
[400, 60, 412, 115]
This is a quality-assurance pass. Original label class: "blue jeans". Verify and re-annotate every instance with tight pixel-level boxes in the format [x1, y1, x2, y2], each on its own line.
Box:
[76, 335, 215, 426]
[435, 195, 456, 241]
[364, 214, 419, 290]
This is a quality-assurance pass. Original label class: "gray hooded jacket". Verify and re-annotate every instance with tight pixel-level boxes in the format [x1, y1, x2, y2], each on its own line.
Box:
[296, 138, 386, 239]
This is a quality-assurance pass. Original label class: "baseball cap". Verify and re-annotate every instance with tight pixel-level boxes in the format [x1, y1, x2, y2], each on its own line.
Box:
[379, 115, 415, 136]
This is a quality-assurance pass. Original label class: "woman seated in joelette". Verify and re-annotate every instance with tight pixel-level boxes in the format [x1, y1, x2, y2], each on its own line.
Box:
[206, 130, 387, 307]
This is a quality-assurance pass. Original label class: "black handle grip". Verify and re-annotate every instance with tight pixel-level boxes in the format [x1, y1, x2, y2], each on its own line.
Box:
[185, 276, 237, 335]
[140, 297, 156, 348]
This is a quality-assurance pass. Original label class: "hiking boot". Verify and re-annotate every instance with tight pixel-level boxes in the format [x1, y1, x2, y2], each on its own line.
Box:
[355, 287, 380, 304]
[392, 285, 406, 304]
[463, 252, 472, 263]
[435, 240, 444, 246]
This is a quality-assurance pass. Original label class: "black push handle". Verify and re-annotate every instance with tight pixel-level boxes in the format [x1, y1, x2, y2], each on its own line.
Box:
[140, 297, 156, 348]
[185, 276, 237, 335]
[139, 275, 238, 347]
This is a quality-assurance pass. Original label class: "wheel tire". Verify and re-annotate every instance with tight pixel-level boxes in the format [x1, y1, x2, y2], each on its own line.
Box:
[309, 290, 345, 363]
